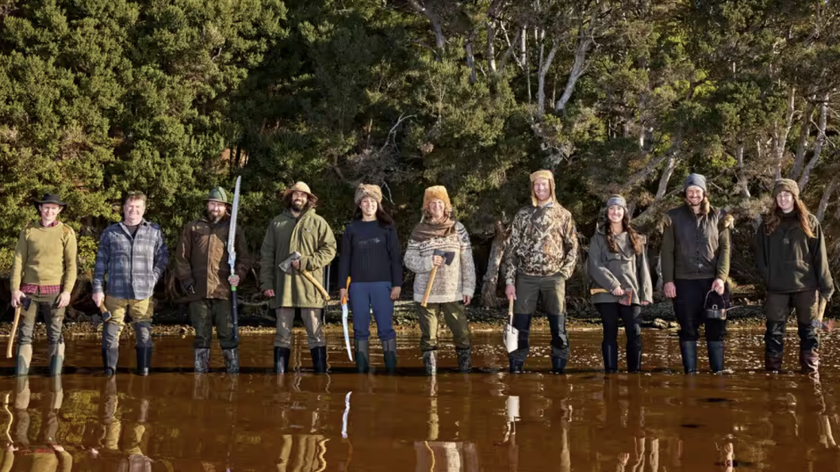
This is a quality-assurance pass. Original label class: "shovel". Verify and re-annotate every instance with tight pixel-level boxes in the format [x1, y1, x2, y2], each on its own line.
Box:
[503, 297, 519, 354]
[341, 277, 353, 361]
[590, 287, 633, 306]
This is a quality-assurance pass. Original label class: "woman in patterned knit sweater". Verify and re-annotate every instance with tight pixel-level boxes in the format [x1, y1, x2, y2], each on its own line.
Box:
[404, 186, 476, 375]
[338, 184, 403, 373]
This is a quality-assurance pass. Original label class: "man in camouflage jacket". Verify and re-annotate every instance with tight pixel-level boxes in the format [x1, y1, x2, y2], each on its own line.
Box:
[504, 170, 579, 374]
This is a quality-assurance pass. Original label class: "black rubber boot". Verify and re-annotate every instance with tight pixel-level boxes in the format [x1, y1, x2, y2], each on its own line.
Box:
[310, 347, 327, 373]
[509, 356, 525, 373]
[382, 338, 397, 373]
[15, 344, 32, 377]
[223, 348, 240, 374]
[707, 341, 725, 373]
[354, 339, 370, 373]
[274, 347, 291, 373]
[679, 341, 697, 374]
[135, 347, 152, 376]
[47, 342, 64, 377]
[626, 344, 642, 373]
[422, 350, 437, 376]
[102, 346, 119, 376]
[456, 347, 471, 373]
[194, 348, 210, 374]
[602, 342, 618, 373]
[551, 356, 567, 374]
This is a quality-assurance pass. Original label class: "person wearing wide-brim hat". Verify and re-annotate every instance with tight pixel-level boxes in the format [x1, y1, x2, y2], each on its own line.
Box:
[587, 195, 653, 373]
[660, 173, 734, 374]
[10, 193, 77, 376]
[260, 181, 336, 374]
[755, 179, 834, 374]
[175, 186, 252, 374]
[337, 184, 403, 373]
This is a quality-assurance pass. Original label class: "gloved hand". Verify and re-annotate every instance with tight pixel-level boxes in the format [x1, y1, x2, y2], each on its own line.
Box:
[180, 279, 196, 294]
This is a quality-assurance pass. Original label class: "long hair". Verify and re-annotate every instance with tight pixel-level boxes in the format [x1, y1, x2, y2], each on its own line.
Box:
[764, 198, 815, 238]
[601, 211, 644, 255]
[353, 205, 395, 227]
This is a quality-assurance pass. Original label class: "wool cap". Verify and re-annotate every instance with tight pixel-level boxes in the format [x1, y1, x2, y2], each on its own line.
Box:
[773, 178, 800, 199]
[605, 194, 628, 211]
[529, 169, 557, 206]
[355, 184, 383, 205]
[683, 173, 707, 193]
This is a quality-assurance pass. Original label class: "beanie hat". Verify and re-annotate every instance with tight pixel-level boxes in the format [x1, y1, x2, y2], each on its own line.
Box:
[683, 173, 707, 193]
[529, 170, 557, 206]
[773, 178, 800, 199]
[355, 184, 383, 205]
[605, 195, 628, 211]
[423, 185, 451, 210]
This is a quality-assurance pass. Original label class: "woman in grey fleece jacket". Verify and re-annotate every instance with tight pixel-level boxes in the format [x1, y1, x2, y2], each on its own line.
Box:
[587, 195, 652, 373]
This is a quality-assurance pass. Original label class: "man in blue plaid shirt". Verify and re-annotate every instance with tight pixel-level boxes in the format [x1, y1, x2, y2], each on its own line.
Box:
[92, 191, 169, 376]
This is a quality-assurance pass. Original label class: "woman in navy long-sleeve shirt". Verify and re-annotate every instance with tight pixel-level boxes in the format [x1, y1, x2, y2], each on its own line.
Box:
[338, 184, 403, 373]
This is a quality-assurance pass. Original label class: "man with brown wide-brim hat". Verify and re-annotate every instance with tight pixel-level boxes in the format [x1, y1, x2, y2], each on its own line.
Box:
[10, 193, 77, 376]
[175, 186, 252, 374]
[261, 181, 336, 373]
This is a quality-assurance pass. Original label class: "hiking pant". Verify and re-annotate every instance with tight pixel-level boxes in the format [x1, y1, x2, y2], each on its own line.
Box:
[509, 273, 569, 362]
[597, 302, 642, 352]
[274, 308, 326, 349]
[102, 296, 153, 350]
[673, 278, 727, 342]
[349, 281, 396, 341]
[417, 301, 471, 351]
[765, 289, 823, 355]
[17, 291, 65, 347]
[190, 300, 237, 349]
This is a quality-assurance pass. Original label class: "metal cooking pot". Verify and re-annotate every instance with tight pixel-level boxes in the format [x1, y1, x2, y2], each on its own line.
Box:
[704, 290, 727, 320]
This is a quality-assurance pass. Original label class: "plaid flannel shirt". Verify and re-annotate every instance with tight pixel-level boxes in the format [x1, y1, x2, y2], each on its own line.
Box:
[92, 220, 169, 300]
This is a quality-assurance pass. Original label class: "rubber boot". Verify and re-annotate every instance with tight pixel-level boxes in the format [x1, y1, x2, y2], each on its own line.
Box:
[47, 342, 64, 377]
[422, 350, 437, 376]
[509, 356, 525, 373]
[310, 347, 327, 373]
[551, 356, 567, 374]
[800, 350, 819, 375]
[354, 339, 370, 373]
[135, 347, 152, 376]
[15, 344, 32, 377]
[627, 344, 642, 373]
[274, 347, 291, 373]
[679, 341, 697, 374]
[456, 347, 471, 373]
[102, 347, 119, 376]
[223, 348, 240, 374]
[707, 341, 725, 373]
[382, 338, 397, 374]
[765, 351, 783, 372]
[194, 348, 210, 373]
[602, 342, 618, 373]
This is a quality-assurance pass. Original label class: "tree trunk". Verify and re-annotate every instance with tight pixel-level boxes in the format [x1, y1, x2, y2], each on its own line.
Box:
[487, 20, 497, 73]
[798, 95, 829, 192]
[735, 141, 751, 198]
[789, 99, 816, 180]
[817, 172, 839, 222]
[408, 0, 445, 55]
[554, 36, 593, 114]
[536, 38, 558, 119]
[655, 153, 678, 199]
[466, 34, 478, 84]
[773, 87, 796, 180]
[481, 221, 510, 308]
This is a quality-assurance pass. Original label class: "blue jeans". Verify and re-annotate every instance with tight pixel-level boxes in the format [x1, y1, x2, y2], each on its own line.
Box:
[349, 282, 396, 341]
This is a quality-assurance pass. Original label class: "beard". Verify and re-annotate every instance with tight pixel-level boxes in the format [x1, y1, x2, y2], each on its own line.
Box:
[292, 199, 306, 211]
[206, 209, 225, 223]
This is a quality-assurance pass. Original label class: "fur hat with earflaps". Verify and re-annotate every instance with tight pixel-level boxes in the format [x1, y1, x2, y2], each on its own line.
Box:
[355, 184, 383, 205]
[773, 179, 800, 199]
[529, 170, 557, 206]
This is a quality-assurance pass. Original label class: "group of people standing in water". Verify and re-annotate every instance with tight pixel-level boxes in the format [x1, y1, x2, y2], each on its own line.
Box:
[7, 169, 835, 377]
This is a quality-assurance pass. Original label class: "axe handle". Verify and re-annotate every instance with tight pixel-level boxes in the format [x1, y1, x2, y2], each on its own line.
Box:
[6, 306, 21, 359]
[421, 267, 439, 307]
[302, 270, 331, 301]
[590, 288, 609, 295]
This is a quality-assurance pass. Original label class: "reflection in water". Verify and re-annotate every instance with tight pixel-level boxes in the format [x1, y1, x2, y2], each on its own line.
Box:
[0, 332, 839, 470]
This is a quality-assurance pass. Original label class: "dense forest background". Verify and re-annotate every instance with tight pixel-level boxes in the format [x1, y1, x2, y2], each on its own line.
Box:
[1, 0, 838, 310]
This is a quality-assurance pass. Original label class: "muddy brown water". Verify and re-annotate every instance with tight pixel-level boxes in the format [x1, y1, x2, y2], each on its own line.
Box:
[1, 329, 840, 471]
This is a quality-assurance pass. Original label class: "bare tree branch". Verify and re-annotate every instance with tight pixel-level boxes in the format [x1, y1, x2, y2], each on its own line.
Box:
[798, 94, 829, 191]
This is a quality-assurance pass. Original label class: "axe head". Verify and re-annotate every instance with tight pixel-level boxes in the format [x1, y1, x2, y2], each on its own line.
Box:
[279, 251, 302, 273]
[21, 296, 32, 311]
[433, 249, 456, 266]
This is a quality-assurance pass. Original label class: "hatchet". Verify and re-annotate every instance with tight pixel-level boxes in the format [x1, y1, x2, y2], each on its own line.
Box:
[6, 297, 31, 358]
[279, 251, 330, 301]
[420, 249, 456, 307]
[590, 287, 633, 306]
